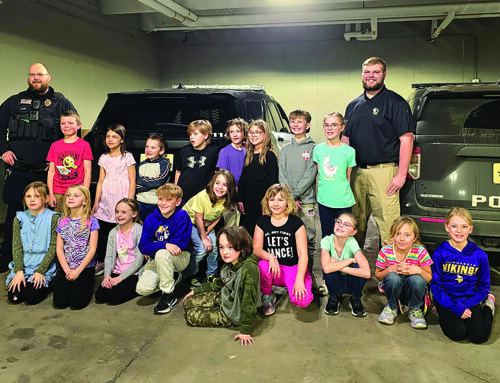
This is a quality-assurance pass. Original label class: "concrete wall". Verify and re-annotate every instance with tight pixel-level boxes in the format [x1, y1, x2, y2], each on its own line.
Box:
[158, 18, 499, 143]
[0, 0, 161, 132]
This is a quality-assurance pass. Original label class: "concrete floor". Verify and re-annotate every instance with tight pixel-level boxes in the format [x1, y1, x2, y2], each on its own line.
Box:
[1, 241, 499, 383]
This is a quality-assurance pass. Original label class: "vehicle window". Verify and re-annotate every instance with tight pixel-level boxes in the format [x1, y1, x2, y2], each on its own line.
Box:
[244, 100, 264, 120]
[419, 97, 500, 136]
[96, 94, 237, 137]
[265, 102, 289, 132]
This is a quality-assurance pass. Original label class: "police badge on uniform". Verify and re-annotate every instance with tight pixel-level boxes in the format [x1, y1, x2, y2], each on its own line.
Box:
[45, 99, 51, 107]
[373, 107, 379, 115]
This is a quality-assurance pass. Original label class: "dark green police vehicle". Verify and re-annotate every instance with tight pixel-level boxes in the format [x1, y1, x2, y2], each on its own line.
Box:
[400, 82, 500, 263]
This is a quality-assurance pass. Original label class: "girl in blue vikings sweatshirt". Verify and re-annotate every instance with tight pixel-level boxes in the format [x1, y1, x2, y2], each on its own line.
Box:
[431, 208, 495, 344]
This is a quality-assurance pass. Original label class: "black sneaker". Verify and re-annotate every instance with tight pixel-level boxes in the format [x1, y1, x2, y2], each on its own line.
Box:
[324, 295, 340, 315]
[349, 296, 367, 317]
[154, 292, 178, 315]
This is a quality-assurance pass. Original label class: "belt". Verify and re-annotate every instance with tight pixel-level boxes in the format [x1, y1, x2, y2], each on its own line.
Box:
[358, 162, 396, 169]
[9, 164, 47, 173]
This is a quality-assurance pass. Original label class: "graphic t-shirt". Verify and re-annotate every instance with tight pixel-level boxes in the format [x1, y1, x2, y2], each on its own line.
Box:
[175, 144, 219, 203]
[113, 228, 138, 275]
[46, 138, 93, 194]
[313, 142, 356, 208]
[256, 215, 304, 267]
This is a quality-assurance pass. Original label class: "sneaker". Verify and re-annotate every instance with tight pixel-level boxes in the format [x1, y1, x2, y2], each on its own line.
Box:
[173, 271, 182, 286]
[485, 293, 496, 316]
[154, 292, 178, 315]
[207, 274, 216, 283]
[261, 293, 276, 316]
[349, 296, 367, 317]
[317, 282, 329, 297]
[409, 308, 428, 329]
[190, 278, 201, 288]
[324, 295, 340, 315]
[378, 304, 398, 325]
[94, 262, 105, 276]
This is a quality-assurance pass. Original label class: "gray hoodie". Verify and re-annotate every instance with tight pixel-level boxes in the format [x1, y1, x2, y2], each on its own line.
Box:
[278, 136, 317, 204]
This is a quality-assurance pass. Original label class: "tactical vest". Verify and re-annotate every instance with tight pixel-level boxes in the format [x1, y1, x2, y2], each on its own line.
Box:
[8, 92, 63, 142]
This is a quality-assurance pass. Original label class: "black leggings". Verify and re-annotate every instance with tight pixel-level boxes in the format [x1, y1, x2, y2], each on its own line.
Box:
[95, 273, 138, 305]
[96, 220, 116, 263]
[8, 282, 49, 305]
[53, 267, 95, 310]
[434, 300, 493, 344]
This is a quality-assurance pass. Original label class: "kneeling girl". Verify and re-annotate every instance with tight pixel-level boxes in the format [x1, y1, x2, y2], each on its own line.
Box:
[253, 183, 313, 316]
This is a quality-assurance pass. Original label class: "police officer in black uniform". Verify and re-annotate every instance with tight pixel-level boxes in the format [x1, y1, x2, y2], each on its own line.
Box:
[0, 62, 76, 272]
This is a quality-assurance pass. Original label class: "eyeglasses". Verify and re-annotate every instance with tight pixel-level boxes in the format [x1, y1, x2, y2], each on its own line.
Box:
[335, 219, 354, 229]
[27, 73, 49, 77]
[447, 224, 471, 232]
[248, 130, 263, 136]
[323, 123, 342, 129]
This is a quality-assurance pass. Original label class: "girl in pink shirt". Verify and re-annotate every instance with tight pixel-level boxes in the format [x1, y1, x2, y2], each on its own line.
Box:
[95, 198, 143, 305]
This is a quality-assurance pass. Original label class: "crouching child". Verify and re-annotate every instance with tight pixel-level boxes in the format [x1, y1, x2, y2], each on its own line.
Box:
[136, 184, 192, 315]
[182, 226, 260, 346]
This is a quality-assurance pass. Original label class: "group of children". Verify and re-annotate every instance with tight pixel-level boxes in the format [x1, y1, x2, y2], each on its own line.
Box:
[4, 108, 495, 346]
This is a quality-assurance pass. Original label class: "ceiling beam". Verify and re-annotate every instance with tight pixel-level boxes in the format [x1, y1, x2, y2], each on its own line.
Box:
[143, 2, 500, 31]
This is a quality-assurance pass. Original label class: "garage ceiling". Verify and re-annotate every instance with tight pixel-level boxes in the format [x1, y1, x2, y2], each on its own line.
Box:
[98, 0, 500, 40]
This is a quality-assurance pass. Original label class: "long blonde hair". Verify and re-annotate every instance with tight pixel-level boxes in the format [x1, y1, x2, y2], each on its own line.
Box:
[61, 184, 92, 232]
[244, 120, 275, 166]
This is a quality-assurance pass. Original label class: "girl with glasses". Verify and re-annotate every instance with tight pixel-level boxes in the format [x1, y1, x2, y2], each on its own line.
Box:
[237, 120, 278, 237]
[321, 213, 371, 317]
[313, 112, 356, 239]
[430, 208, 495, 343]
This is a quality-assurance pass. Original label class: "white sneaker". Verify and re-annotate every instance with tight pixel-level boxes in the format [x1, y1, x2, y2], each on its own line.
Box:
[378, 304, 398, 325]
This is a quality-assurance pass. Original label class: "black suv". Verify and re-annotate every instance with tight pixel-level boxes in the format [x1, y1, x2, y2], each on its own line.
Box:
[84, 86, 292, 183]
[400, 82, 500, 260]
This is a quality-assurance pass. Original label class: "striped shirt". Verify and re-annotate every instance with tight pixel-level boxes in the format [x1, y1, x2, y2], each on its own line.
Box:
[376, 244, 433, 269]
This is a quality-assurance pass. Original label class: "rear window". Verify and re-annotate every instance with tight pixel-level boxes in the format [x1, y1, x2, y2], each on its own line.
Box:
[418, 95, 500, 136]
[94, 94, 237, 137]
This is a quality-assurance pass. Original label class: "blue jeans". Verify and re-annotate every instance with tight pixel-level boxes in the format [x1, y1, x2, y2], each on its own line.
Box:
[323, 265, 367, 298]
[318, 203, 352, 238]
[382, 272, 427, 310]
[184, 226, 218, 278]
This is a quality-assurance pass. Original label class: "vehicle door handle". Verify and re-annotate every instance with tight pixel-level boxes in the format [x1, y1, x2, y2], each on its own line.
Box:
[456, 147, 500, 158]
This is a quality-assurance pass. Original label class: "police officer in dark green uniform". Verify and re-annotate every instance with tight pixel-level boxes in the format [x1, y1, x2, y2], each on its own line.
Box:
[0, 62, 76, 272]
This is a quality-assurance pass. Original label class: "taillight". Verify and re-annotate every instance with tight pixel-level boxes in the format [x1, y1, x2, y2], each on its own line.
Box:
[407, 147, 421, 180]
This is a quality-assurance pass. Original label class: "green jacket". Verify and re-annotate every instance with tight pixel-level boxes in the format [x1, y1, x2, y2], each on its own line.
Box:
[194, 254, 260, 335]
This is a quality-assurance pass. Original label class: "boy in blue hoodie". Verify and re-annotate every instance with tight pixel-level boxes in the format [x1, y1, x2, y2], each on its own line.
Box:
[137, 183, 192, 315]
[279, 110, 320, 290]
[431, 208, 495, 344]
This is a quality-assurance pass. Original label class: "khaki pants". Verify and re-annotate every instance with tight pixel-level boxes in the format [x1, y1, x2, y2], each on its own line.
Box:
[136, 249, 190, 295]
[351, 164, 400, 248]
